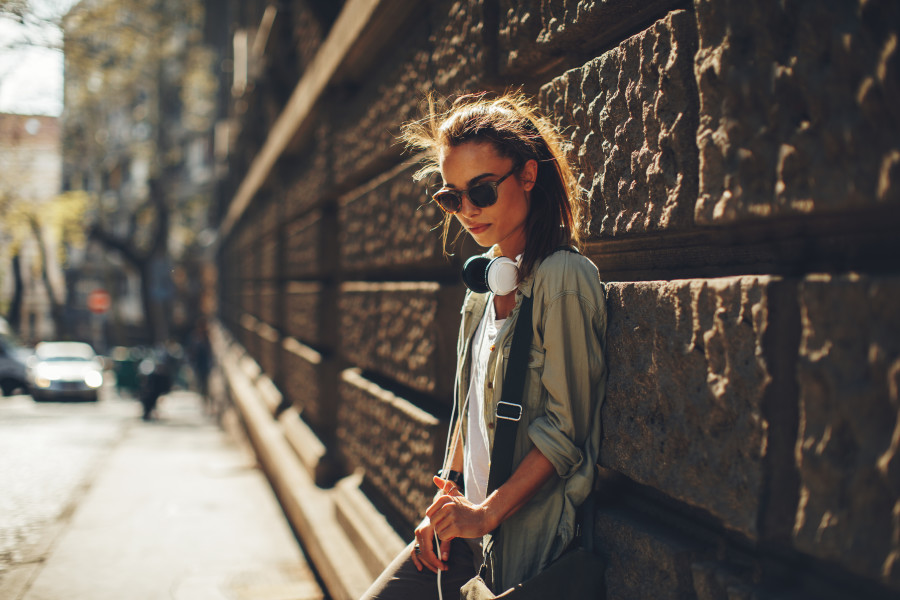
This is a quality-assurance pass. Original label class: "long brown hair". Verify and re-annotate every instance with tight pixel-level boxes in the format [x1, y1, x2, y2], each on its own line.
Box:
[401, 91, 583, 280]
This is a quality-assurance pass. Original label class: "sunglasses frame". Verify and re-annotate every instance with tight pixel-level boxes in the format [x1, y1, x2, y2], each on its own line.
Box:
[432, 165, 520, 214]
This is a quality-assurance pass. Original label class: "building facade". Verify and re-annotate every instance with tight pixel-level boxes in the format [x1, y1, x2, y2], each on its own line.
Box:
[0, 113, 62, 343]
[210, 1, 900, 598]
[61, 0, 217, 348]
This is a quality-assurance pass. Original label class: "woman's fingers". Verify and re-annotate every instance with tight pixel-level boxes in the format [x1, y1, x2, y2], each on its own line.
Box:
[433, 475, 462, 496]
[426, 495, 459, 539]
[438, 537, 453, 563]
[412, 519, 447, 573]
[426, 493, 489, 540]
[410, 543, 423, 571]
[418, 539, 446, 573]
[425, 494, 452, 519]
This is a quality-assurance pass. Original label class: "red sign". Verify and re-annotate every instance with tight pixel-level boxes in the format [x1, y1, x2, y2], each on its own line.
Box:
[87, 289, 111, 314]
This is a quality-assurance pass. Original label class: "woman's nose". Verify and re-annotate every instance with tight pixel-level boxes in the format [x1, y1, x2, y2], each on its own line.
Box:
[458, 192, 480, 217]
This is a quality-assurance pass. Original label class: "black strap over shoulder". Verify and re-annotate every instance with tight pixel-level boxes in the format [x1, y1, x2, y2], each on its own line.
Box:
[477, 245, 595, 584]
[486, 293, 533, 494]
[485, 245, 577, 494]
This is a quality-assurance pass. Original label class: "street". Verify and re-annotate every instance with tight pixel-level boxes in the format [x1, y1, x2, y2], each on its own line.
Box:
[0, 384, 324, 600]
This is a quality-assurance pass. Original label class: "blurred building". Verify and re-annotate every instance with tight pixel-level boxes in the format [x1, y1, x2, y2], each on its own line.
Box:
[60, 0, 217, 348]
[0, 113, 61, 343]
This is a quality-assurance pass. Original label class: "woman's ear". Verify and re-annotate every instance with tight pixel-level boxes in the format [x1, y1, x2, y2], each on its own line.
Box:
[520, 158, 538, 192]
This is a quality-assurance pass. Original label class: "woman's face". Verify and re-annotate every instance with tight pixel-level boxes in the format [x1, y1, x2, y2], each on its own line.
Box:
[438, 141, 536, 258]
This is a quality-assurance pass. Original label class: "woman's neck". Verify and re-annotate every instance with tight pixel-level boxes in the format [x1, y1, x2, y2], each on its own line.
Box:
[496, 242, 525, 259]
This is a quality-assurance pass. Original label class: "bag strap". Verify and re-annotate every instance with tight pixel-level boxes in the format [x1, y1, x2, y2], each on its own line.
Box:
[486, 245, 577, 493]
[478, 246, 589, 579]
[486, 293, 534, 494]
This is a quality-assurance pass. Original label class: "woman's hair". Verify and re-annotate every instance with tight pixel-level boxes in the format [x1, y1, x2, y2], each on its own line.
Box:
[401, 90, 583, 280]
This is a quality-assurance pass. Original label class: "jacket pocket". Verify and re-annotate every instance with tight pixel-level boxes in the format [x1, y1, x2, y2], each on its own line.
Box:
[500, 344, 546, 417]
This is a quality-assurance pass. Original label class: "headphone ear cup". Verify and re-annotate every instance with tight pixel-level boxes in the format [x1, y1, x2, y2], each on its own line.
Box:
[462, 256, 491, 294]
[485, 257, 518, 295]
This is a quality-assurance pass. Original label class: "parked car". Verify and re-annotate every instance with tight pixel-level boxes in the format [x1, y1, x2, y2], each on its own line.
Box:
[0, 319, 30, 396]
[27, 342, 104, 402]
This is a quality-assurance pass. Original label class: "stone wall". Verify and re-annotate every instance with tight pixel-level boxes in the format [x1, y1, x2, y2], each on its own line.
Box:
[217, 0, 900, 596]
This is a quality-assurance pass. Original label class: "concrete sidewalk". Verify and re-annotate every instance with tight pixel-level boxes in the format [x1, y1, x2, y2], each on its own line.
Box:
[12, 391, 323, 600]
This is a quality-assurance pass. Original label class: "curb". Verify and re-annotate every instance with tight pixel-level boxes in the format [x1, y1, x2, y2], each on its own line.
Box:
[210, 322, 405, 600]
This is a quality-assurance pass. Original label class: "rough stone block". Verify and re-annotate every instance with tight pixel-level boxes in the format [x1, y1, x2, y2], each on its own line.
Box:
[258, 282, 278, 327]
[695, 0, 900, 223]
[338, 165, 448, 276]
[497, 0, 543, 75]
[429, 0, 487, 94]
[540, 10, 698, 238]
[240, 287, 256, 320]
[262, 197, 281, 238]
[236, 223, 261, 281]
[283, 210, 337, 280]
[339, 282, 463, 401]
[284, 127, 332, 218]
[280, 339, 337, 434]
[596, 510, 704, 600]
[603, 277, 784, 539]
[795, 275, 900, 590]
[256, 327, 279, 380]
[337, 369, 447, 530]
[691, 561, 759, 600]
[258, 232, 278, 280]
[239, 243, 257, 282]
[331, 40, 428, 186]
[290, 4, 327, 74]
[499, 0, 682, 75]
[283, 282, 325, 348]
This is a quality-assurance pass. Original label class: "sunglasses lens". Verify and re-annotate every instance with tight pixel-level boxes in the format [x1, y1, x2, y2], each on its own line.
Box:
[433, 191, 461, 213]
[468, 184, 498, 208]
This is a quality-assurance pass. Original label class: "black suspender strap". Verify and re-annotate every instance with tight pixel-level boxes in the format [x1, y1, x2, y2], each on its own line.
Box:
[486, 293, 534, 494]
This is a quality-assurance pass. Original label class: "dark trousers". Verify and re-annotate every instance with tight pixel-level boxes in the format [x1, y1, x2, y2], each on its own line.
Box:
[360, 538, 482, 600]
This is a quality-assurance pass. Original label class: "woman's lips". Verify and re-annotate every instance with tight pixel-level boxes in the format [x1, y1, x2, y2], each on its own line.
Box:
[467, 223, 490, 234]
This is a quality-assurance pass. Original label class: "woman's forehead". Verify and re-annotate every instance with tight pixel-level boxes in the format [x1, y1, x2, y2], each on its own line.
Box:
[438, 140, 503, 165]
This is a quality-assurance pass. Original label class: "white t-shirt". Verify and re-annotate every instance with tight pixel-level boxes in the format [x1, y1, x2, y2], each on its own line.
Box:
[464, 298, 506, 505]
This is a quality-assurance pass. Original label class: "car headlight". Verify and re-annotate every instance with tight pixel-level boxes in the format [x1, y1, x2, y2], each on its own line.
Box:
[35, 376, 52, 388]
[84, 371, 103, 389]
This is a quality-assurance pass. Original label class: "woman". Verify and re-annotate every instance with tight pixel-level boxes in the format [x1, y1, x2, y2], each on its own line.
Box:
[361, 92, 607, 598]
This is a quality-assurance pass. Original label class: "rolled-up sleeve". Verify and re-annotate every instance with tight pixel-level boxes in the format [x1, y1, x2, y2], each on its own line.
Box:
[527, 290, 606, 479]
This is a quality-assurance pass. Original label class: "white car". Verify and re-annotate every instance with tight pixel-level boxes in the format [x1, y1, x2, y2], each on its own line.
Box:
[28, 342, 104, 402]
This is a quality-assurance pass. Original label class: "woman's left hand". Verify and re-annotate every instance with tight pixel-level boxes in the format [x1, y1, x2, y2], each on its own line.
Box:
[425, 477, 496, 542]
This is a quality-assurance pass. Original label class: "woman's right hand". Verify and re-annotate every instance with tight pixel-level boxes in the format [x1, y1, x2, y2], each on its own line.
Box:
[411, 516, 448, 573]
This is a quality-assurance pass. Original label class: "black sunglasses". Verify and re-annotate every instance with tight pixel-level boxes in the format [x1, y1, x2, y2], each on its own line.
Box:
[432, 166, 519, 214]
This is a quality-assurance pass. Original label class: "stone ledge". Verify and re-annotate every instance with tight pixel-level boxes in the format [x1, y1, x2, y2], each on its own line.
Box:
[212, 322, 402, 600]
[334, 471, 407, 579]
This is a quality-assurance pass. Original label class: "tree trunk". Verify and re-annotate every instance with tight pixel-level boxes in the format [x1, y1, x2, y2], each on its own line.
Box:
[29, 219, 67, 339]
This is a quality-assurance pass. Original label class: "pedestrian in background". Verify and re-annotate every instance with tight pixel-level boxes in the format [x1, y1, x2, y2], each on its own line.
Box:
[187, 317, 212, 402]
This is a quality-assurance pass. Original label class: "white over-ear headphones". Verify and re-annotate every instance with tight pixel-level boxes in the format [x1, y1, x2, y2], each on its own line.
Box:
[462, 255, 519, 295]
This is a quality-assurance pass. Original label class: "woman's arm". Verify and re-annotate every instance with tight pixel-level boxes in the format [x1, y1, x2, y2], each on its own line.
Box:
[412, 421, 465, 573]
[426, 446, 556, 545]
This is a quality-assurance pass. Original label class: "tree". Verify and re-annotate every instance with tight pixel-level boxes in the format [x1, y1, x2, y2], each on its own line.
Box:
[0, 183, 87, 338]
[61, 0, 216, 343]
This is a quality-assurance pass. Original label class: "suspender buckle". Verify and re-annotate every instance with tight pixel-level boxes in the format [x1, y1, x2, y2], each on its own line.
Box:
[496, 401, 523, 422]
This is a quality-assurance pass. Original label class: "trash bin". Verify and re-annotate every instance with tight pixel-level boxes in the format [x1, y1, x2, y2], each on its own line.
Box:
[111, 346, 142, 395]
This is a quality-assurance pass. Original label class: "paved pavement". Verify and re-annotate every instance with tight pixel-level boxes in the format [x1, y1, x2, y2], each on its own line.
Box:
[0, 389, 324, 600]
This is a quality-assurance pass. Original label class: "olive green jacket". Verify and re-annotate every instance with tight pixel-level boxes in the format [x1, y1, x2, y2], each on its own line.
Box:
[455, 248, 608, 592]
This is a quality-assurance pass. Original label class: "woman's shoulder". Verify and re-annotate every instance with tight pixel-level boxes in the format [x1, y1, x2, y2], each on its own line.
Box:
[535, 248, 601, 283]
[531, 248, 605, 303]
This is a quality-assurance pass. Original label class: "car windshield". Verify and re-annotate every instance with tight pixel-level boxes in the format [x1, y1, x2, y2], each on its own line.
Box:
[35, 343, 96, 362]
[41, 355, 94, 362]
